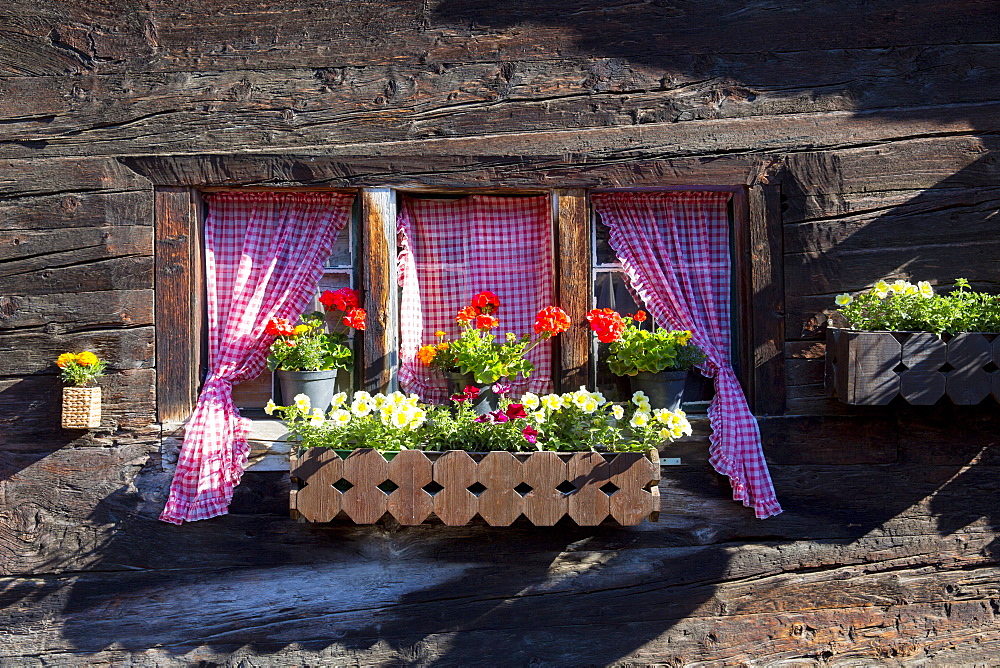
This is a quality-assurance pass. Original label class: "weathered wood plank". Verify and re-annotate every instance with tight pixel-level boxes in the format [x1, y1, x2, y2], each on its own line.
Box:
[0, 157, 149, 196]
[386, 449, 434, 525]
[555, 189, 590, 392]
[1, 326, 154, 376]
[0, 191, 151, 231]
[475, 451, 524, 526]
[359, 188, 396, 393]
[0, 289, 153, 332]
[748, 183, 785, 415]
[153, 187, 199, 424]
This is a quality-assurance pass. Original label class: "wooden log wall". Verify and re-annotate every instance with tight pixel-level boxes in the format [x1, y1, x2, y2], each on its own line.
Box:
[2, 1, 1000, 664]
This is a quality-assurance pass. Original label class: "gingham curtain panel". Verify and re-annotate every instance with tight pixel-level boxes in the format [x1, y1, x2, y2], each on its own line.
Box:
[591, 191, 782, 519]
[160, 191, 355, 524]
[397, 195, 555, 403]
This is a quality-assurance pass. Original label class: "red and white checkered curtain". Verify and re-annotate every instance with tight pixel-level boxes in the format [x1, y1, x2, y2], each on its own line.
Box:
[397, 195, 555, 403]
[160, 191, 354, 524]
[591, 191, 781, 519]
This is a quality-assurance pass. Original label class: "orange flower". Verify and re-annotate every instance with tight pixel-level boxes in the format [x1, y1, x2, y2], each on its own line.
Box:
[417, 344, 438, 366]
[533, 306, 571, 336]
[456, 306, 478, 325]
[474, 314, 499, 330]
[633, 310, 648, 323]
[56, 353, 76, 369]
[434, 330, 447, 338]
[76, 351, 99, 367]
[342, 307, 366, 331]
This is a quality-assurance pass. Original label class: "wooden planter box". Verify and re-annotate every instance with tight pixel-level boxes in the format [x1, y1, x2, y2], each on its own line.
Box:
[290, 448, 660, 526]
[826, 328, 1000, 405]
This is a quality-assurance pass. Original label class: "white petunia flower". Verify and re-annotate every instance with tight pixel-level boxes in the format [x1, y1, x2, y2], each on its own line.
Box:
[293, 394, 311, 411]
[351, 398, 372, 417]
[611, 404, 625, 420]
[630, 411, 650, 428]
[330, 392, 348, 409]
[264, 399, 276, 416]
[918, 280, 934, 298]
[835, 293, 853, 306]
[309, 408, 325, 426]
[580, 396, 599, 414]
[521, 392, 540, 410]
[541, 394, 564, 410]
[631, 391, 648, 406]
[330, 409, 351, 426]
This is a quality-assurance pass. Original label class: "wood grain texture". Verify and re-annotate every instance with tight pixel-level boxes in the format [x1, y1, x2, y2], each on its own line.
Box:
[359, 188, 396, 393]
[153, 187, 199, 423]
[555, 189, 590, 392]
[748, 183, 786, 415]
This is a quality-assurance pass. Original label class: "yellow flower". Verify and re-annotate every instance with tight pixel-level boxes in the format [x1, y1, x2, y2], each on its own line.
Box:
[76, 351, 99, 367]
[293, 324, 310, 336]
[330, 392, 348, 409]
[677, 331, 693, 346]
[890, 279, 909, 294]
[293, 394, 311, 411]
[631, 391, 648, 406]
[903, 284, 919, 296]
[56, 353, 76, 369]
[917, 281, 934, 298]
[834, 293, 853, 306]
[331, 409, 351, 426]
[521, 392, 540, 410]
[636, 400, 651, 413]
[531, 410, 546, 423]
[611, 404, 625, 420]
[309, 408, 325, 426]
[435, 331, 447, 338]
[264, 399, 276, 416]
[873, 279, 890, 299]
[580, 397, 599, 414]
[351, 398, 372, 417]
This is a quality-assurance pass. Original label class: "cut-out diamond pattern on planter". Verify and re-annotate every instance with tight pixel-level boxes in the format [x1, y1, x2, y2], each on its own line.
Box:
[289, 448, 660, 526]
[387, 449, 433, 525]
[827, 328, 1000, 405]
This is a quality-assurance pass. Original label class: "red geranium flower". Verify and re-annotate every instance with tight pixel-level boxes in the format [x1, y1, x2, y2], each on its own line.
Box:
[342, 307, 366, 331]
[320, 287, 361, 312]
[474, 314, 499, 330]
[456, 306, 479, 325]
[471, 291, 500, 314]
[265, 317, 295, 337]
[586, 308, 626, 343]
[534, 306, 571, 336]
[633, 310, 648, 323]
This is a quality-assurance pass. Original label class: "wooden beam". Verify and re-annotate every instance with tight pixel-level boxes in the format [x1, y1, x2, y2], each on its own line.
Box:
[555, 190, 591, 392]
[748, 183, 786, 415]
[154, 187, 201, 423]
[360, 187, 398, 393]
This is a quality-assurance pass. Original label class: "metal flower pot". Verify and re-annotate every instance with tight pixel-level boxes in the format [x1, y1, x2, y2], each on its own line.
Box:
[443, 370, 498, 415]
[275, 369, 338, 413]
[629, 370, 688, 411]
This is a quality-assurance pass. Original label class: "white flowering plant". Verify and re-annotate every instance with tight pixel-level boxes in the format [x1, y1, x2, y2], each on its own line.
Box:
[834, 278, 1000, 335]
[267, 386, 692, 453]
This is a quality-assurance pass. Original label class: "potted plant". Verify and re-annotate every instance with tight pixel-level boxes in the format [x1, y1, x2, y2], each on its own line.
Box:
[586, 308, 705, 410]
[269, 385, 691, 526]
[827, 278, 1000, 405]
[57, 351, 107, 429]
[416, 291, 571, 412]
[266, 291, 365, 413]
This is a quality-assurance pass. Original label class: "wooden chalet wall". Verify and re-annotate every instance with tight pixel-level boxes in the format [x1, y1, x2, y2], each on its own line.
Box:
[2, 1, 1000, 664]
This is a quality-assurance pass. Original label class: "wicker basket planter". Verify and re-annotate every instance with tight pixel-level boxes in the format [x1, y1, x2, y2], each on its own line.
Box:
[826, 328, 1000, 405]
[61, 386, 102, 429]
[290, 448, 661, 526]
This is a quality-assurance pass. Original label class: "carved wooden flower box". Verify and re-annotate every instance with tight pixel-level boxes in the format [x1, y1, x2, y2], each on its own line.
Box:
[290, 448, 661, 526]
[825, 328, 1000, 405]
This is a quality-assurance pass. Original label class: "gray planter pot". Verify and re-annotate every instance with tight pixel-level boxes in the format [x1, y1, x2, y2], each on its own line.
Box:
[825, 328, 1000, 405]
[629, 370, 688, 411]
[443, 370, 498, 415]
[275, 369, 338, 413]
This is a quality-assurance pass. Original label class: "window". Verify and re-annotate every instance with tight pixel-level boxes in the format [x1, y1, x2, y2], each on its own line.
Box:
[152, 178, 783, 428]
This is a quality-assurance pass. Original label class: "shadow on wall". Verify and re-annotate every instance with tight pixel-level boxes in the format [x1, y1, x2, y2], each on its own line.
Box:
[5, 0, 1000, 663]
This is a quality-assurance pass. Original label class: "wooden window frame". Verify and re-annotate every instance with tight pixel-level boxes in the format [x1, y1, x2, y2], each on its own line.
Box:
[142, 155, 784, 424]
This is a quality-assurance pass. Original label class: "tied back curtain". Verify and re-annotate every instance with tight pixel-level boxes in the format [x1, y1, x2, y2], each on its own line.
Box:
[397, 195, 554, 403]
[591, 191, 781, 519]
[160, 191, 354, 525]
